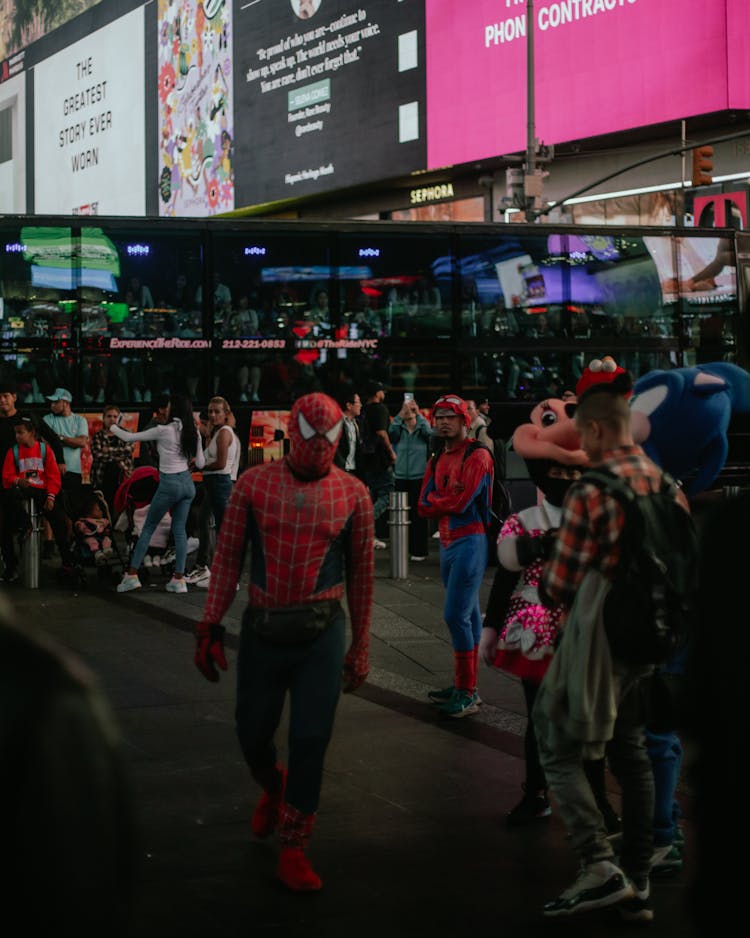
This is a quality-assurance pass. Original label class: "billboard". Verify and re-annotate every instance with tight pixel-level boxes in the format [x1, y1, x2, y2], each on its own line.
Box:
[33, 5, 145, 215]
[232, 0, 426, 205]
[0, 72, 26, 213]
[157, 0, 235, 217]
[0, 0, 104, 61]
[426, 0, 746, 170]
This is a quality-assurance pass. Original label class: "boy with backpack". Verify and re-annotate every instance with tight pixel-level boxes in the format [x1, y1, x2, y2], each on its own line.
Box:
[533, 372, 696, 923]
[1, 413, 78, 580]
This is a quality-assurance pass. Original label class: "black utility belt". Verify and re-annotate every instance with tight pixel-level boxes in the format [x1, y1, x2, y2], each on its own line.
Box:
[244, 601, 341, 645]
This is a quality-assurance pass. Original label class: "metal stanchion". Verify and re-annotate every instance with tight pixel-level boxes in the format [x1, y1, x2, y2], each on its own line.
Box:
[22, 496, 41, 589]
[389, 490, 410, 579]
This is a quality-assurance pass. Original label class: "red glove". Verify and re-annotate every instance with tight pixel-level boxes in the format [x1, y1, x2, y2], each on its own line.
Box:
[342, 645, 368, 694]
[194, 622, 228, 682]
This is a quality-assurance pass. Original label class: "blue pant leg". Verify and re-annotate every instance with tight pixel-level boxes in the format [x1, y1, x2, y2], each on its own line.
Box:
[169, 472, 196, 576]
[646, 728, 683, 846]
[130, 474, 176, 571]
[441, 535, 487, 653]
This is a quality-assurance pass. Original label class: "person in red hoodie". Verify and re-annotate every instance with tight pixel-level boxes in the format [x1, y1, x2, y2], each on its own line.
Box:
[1, 413, 76, 576]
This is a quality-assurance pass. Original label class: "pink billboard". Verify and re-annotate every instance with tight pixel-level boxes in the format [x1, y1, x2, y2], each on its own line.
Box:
[426, 0, 744, 169]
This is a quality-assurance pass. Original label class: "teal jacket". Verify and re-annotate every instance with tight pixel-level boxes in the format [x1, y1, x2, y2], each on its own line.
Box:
[388, 414, 432, 480]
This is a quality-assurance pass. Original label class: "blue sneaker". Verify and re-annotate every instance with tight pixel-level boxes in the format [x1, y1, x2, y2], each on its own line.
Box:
[428, 685, 455, 704]
[436, 689, 480, 718]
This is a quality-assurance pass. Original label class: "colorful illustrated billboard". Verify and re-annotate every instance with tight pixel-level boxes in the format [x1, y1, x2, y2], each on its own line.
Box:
[426, 0, 750, 169]
[157, 0, 234, 216]
[33, 5, 145, 215]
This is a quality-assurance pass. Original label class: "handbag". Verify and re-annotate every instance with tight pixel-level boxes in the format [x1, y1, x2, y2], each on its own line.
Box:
[244, 601, 341, 645]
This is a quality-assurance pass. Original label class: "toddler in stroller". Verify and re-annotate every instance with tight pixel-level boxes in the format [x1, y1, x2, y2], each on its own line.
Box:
[74, 492, 115, 565]
[113, 467, 173, 571]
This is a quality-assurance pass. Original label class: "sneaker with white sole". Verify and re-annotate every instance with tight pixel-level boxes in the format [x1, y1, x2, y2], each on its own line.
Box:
[543, 860, 632, 917]
[185, 564, 210, 585]
[195, 569, 211, 588]
[619, 879, 653, 923]
[143, 554, 153, 568]
[373, 539, 387, 550]
[410, 555, 427, 562]
[651, 843, 683, 876]
[161, 549, 176, 566]
[166, 576, 188, 593]
[117, 573, 142, 593]
[436, 689, 480, 718]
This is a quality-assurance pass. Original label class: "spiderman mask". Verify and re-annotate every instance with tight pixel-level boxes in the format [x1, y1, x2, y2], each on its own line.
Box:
[286, 393, 344, 479]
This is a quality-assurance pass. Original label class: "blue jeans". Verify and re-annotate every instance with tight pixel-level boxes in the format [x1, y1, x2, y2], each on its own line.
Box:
[203, 474, 233, 534]
[364, 467, 395, 531]
[646, 728, 683, 846]
[131, 470, 196, 575]
[439, 534, 487, 653]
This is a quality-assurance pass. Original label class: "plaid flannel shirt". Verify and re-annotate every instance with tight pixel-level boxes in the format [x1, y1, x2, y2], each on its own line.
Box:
[540, 444, 688, 611]
[90, 430, 134, 489]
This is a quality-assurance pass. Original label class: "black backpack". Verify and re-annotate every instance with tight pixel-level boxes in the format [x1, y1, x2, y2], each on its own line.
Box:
[584, 468, 698, 668]
[430, 441, 511, 532]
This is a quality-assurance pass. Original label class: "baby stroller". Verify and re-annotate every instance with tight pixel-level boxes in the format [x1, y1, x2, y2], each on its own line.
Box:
[70, 484, 127, 584]
[113, 467, 175, 579]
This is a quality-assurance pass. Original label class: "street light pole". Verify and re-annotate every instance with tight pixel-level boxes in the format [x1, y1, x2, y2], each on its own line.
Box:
[525, 0, 536, 221]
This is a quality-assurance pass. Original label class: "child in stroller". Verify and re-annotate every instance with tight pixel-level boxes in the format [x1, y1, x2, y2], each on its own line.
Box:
[113, 467, 174, 571]
[74, 492, 115, 565]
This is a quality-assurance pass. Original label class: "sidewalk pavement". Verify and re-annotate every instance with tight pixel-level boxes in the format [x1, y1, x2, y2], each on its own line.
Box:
[4, 551, 699, 938]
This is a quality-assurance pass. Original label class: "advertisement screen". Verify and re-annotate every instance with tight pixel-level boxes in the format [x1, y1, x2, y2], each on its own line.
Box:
[233, 0, 426, 205]
[426, 0, 742, 169]
[0, 0, 104, 61]
[157, 0, 235, 217]
[33, 6, 145, 215]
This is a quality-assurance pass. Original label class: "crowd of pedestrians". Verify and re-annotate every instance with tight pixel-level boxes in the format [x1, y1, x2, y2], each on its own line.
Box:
[0, 373, 736, 933]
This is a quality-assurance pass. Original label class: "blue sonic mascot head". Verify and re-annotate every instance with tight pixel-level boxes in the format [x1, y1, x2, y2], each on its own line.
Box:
[630, 362, 750, 495]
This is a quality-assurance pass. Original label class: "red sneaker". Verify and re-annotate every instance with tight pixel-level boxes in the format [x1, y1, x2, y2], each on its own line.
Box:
[251, 769, 287, 839]
[277, 847, 322, 891]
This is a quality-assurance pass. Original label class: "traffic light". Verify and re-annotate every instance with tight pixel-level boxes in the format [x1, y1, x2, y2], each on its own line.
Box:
[691, 145, 714, 187]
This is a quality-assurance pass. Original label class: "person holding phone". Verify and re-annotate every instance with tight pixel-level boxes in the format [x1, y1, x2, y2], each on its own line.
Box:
[388, 394, 432, 560]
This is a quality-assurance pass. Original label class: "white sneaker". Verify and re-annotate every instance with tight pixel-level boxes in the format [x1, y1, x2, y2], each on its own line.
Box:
[185, 564, 209, 584]
[187, 537, 200, 553]
[410, 555, 427, 562]
[373, 539, 387, 550]
[432, 530, 441, 539]
[117, 573, 142, 593]
[543, 860, 632, 917]
[143, 554, 153, 568]
[151, 554, 162, 568]
[165, 576, 188, 593]
[195, 569, 211, 588]
[161, 549, 176, 565]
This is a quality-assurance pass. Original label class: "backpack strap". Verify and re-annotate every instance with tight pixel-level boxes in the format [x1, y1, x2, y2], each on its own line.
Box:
[13, 441, 47, 470]
[430, 439, 490, 475]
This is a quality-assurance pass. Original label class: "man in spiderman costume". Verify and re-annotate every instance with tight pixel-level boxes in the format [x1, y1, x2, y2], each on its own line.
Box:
[194, 393, 374, 892]
[418, 394, 494, 718]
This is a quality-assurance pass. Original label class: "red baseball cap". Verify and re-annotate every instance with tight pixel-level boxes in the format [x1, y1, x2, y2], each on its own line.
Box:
[432, 394, 471, 427]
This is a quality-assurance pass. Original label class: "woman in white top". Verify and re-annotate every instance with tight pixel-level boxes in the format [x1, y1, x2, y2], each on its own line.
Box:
[111, 393, 205, 594]
[186, 396, 240, 587]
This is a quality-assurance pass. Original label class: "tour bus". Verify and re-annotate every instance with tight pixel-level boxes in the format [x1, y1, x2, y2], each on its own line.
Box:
[1, 215, 748, 483]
